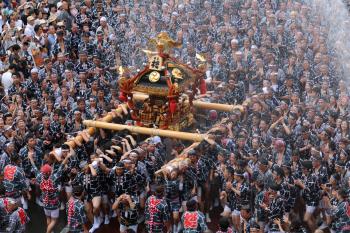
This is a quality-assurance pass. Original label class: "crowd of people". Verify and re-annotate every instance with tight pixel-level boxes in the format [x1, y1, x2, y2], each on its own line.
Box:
[0, 0, 350, 233]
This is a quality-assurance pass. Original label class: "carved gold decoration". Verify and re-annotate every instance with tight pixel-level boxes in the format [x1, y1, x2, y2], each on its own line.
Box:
[172, 68, 183, 79]
[148, 32, 182, 53]
[149, 71, 161, 83]
[196, 53, 206, 62]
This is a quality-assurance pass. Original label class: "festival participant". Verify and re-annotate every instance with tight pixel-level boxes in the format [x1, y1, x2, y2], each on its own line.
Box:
[216, 217, 233, 233]
[129, 150, 148, 210]
[67, 185, 88, 233]
[0, 182, 11, 232]
[229, 169, 250, 232]
[4, 198, 29, 233]
[0, 141, 13, 172]
[266, 183, 285, 233]
[325, 187, 350, 233]
[28, 150, 70, 233]
[271, 166, 294, 219]
[72, 160, 103, 233]
[181, 149, 198, 212]
[18, 133, 43, 206]
[159, 168, 182, 233]
[240, 204, 259, 233]
[112, 193, 139, 233]
[145, 185, 171, 233]
[100, 161, 136, 199]
[181, 199, 208, 233]
[3, 154, 30, 208]
[295, 160, 321, 232]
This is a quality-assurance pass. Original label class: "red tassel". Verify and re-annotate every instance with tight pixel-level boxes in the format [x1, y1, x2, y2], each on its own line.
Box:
[119, 92, 127, 102]
[200, 78, 207, 94]
[130, 111, 138, 120]
[169, 100, 177, 115]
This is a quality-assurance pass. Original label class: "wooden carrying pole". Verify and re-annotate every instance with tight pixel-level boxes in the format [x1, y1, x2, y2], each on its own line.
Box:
[192, 101, 244, 112]
[83, 120, 207, 142]
[65, 104, 128, 148]
[132, 93, 244, 112]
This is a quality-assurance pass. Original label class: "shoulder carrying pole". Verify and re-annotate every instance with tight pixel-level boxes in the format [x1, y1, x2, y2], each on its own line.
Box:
[65, 104, 128, 148]
[83, 120, 207, 142]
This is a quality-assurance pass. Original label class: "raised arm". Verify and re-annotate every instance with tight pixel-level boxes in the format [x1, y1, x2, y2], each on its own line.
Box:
[28, 151, 40, 177]
[99, 154, 113, 163]
[98, 160, 112, 174]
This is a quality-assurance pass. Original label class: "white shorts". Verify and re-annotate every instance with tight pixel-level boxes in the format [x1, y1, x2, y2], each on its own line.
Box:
[44, 208, 60, 218]
[223, 205, 231, 213]
[233, 209, 240, 216]
[102, 195, 109, 204]
[306, 205, 316, 214]
[65, 185, 72, 193]
[120, 224, 138, 232]
[223, 205, 240, 216]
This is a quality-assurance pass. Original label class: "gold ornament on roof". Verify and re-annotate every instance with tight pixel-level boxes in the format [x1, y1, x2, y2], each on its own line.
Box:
[148, 32, 182, 53]
[118, 66, 125, 75]
[172, 68, 183, 79]
[196, 53, 207, 71]
[196, 53, 206, 62]
[149, 71, 161, 83]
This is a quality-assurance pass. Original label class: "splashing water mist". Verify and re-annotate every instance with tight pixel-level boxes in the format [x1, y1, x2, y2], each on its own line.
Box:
[307, 0, 350, 81]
